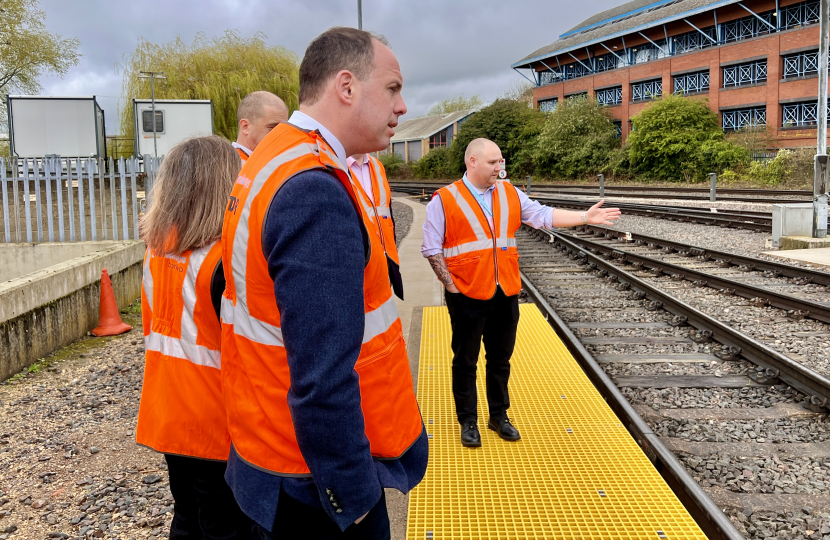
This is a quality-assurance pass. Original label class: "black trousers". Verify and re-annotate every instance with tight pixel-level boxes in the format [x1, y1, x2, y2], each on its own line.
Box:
[258, 489, 390, 540]
[165, 454, 254, 540]
[444, 287, 520, 424]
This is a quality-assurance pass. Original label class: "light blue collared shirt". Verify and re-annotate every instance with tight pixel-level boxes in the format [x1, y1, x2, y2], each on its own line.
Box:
[421, 173, 554, 257]
[288, 111, 348, 169]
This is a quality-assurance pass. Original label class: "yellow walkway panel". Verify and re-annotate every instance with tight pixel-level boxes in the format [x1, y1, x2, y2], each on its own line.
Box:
[407, 304, 707, 540]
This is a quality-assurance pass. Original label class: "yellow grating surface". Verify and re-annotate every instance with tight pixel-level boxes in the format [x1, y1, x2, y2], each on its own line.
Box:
[406, 304, 707, 540]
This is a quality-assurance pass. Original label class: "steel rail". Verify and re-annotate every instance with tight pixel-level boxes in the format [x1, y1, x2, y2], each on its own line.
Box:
[577, 224, 830, 287]
[558, 229, 830, 324]
[521, 273, 745, 540]
[527, 227, 830, 411]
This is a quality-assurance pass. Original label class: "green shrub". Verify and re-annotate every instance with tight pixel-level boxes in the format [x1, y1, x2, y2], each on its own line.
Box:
[412, 147, 454, 179]
[603, 144, 632, 178]
[699, 139, 750, 174]
[378, 152, 404, 168]
[628, 94, 732, 181]
[532, 98, 618, 178]
[450, 99, 545, 177]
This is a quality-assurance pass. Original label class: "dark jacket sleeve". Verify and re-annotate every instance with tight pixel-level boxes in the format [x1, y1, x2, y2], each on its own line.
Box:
[262, 170, 380, 530]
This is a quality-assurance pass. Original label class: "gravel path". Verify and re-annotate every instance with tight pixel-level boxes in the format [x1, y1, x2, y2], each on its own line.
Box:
[0, 310, 175, 540]
[391, 200, 413, 248]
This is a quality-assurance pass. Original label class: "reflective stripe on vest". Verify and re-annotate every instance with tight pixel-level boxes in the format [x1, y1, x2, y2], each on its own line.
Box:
[220, 123, 423, 476]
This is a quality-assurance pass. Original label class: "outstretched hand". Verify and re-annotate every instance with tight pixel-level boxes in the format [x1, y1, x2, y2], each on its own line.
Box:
[586, 200, 622, 226]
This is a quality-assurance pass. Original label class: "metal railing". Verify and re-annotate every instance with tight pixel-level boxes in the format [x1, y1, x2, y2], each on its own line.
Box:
[0, 155, 162, 244]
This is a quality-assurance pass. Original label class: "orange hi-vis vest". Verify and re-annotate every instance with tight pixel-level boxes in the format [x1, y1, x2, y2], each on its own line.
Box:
[236, 147, 249, 163]
[136, 241, 230, 461]
[220, 123, 424, 476]
[438, 179, 523, 300]
[365, 155, 399, 265]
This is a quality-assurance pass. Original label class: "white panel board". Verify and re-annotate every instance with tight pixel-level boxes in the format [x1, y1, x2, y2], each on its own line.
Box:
[10, 98, 99, 157]
[134, 101, 213, 157]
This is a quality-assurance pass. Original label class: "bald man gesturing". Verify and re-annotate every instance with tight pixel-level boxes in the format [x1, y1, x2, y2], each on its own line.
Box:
[422, 138, 621, 447]
[233, 91, 290, 162]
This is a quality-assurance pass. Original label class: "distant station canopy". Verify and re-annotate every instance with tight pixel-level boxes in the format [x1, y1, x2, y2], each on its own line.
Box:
[513, 0, 826, 146]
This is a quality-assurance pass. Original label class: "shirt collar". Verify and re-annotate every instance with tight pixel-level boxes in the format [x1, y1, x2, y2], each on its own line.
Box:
[462, 173, 495, 195]
[288, 111, 347, 167]
[346, 154, 369, 169]
[231, 141, 252, 156]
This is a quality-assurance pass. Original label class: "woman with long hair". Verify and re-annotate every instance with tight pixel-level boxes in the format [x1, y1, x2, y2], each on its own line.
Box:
[136, 136, 251, 539]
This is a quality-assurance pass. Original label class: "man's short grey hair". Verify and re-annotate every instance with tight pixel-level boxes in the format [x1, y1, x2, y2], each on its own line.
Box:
[236, 91, 287, 123]
[299, 27, 390, 106]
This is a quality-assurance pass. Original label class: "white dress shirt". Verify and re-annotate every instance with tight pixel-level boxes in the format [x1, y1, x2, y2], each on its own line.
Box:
[288, 111, 347, 168]
[232, 141, 252, 157]
[346, 154, 373, 200]
[421, 174, 554, 257]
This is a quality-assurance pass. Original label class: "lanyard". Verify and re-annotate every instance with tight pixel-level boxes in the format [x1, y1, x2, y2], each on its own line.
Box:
[463, 178, 493, 218]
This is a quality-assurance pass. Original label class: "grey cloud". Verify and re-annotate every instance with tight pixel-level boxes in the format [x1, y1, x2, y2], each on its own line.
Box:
[37, 0, 620, 132]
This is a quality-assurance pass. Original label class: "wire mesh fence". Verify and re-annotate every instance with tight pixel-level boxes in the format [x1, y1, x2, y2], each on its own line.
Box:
[0, 155, 162, 244]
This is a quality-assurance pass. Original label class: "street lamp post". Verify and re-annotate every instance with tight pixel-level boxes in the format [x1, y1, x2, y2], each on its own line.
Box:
[357, 0, 363, 30]
[814, 0, 829, 238]
[138, 71, 166, 159]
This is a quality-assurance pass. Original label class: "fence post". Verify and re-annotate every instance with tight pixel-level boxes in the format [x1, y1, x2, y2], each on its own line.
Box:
[598, 174, 605, 198]
[709, 172, 717, 202]
[55, 157, 65, 242]
[129, 157, 139, 240]
[525, 175, 532, 194]
[44, 158, 54, 242]
[1, 159, 9, 243]
[23, 159, 32, 243]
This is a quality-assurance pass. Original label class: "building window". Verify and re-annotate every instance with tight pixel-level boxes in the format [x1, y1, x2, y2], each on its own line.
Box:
[674, 70, 710, 94]
[723, 60, 767, 87]
[782, 50, 829, 79]
[671, 27, 717, 54]
[141, 110, 164, 133]
[596, 86, 622, 106]
[781, 0, 820, 30]
[566, 92, 588, 102]
[538, 97, 558, 113]
[613, 120, 622, 138]
[721, 11, 775, 44]
[631, 79, 662, 102]
[429, 129, 447, 149]
[593, 53, 620, 73]
[782, 100, 828, 127]
[722, 107, 766, 131]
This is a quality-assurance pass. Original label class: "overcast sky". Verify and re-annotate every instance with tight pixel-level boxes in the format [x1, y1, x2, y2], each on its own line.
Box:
[36, 0, 620, 134]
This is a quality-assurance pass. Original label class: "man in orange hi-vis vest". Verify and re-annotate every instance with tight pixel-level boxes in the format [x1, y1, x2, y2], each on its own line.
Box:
[232, 91, 289, 163]
[422, 138, 621, 448]
[221, 28, 427, 539]
[347, 152, 403, 298]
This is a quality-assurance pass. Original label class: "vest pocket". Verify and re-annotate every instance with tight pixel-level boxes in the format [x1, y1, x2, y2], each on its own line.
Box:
[446, 253, 482, 268]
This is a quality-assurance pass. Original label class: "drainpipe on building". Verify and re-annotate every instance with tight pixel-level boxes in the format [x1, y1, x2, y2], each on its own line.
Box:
[813, 0, 829, 238]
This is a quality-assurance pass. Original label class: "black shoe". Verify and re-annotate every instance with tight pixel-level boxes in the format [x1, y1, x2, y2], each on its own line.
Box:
[460, 421, 482, 447]
[488, 417, 521, 441]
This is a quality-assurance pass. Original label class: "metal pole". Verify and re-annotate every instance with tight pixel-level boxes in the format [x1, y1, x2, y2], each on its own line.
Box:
[150, 75, 158, 159]
[709, 172, 717, 202]
[526, 175, 532, 194]
[598, 174, 605, 198]
[357, 0, 362, 29]
[814, 0, 829, 238]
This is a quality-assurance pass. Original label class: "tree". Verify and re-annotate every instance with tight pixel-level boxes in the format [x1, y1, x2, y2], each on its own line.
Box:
[119, 31, 299, 141]
[627, 94, 746, 181]
[449, 99, 545, 177]
[0, 0, 81, 148]
[533, 97, 619, 179]
[499, 80, 534, 106]
[427, 94, 483, 116]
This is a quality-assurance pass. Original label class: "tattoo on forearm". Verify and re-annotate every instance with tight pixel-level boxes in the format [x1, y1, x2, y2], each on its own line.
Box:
[427, 254, 454, 288]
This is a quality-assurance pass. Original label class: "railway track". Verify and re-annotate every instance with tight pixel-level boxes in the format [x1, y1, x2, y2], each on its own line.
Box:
[517, 226, 830, 540]
[389, 181, 811, 204]
[390, 182, 775, 232]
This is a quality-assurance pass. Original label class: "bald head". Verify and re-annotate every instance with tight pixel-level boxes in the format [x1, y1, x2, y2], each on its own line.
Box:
[465, 138, 504, 189]
[236, 91, 289, 151]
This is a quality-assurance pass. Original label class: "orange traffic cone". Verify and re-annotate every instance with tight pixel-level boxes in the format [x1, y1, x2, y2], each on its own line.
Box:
[90, 269, 132, 337]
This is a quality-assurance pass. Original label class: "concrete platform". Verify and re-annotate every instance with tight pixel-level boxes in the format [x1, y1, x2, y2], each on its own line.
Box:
[387, 197, 443, 540]
[778, 235, 830, 250]
[763, 246, 830, 270]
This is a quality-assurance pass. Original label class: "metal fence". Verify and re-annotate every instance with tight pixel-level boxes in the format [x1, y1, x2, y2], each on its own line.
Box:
[0, 155, 162, 244]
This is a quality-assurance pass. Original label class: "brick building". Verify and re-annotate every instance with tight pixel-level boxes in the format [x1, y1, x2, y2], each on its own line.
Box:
[512, 0, 828, 147]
